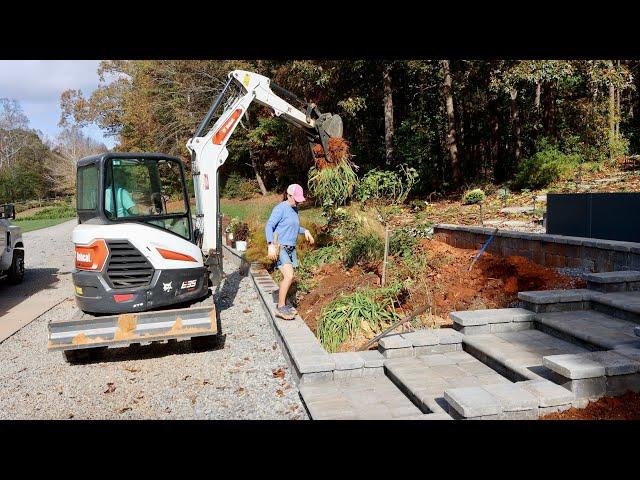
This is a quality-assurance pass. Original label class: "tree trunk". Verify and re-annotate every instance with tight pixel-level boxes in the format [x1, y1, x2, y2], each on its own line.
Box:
[510, 88, 522, 167]
[542, 82, 557, 141]
[609, 60, 616, 160]
[382, 63, 394, 165]
[616, 60, 621, 138]
[535, 80, 541, 109]
[245, 111, 268, 195]
[489, 94, 501, 180]
[441, 60, 460, 185]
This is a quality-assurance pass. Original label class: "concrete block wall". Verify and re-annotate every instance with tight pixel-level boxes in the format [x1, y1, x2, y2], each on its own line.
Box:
[434, 224, 640, 272]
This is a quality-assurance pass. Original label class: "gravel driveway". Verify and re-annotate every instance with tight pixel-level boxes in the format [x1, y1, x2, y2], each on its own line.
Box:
[0, 222, 306, 419]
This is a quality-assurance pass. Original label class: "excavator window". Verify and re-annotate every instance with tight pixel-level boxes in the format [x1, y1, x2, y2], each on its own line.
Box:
[103, 157, 191, 239]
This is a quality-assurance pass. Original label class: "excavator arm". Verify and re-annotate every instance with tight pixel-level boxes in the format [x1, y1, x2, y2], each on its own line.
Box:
[185, 70, 343, 284]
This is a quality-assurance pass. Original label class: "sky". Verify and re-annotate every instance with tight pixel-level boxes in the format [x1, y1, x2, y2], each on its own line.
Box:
[0, 60, 116, 148]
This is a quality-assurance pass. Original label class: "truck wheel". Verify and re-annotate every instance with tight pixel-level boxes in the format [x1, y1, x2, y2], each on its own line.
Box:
[191, 334, 220, 351]
[7, 249, 24, 284]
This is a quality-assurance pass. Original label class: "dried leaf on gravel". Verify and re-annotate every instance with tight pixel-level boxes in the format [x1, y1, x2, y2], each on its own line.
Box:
[276, 389, 284, 397]
[104, 383, 116, 394]
[235, 387, 246, 396]
[118, 407, 131, 414]
[124, 366, 140, 373]
[272, 342, 277, 350]
[243, 308, 252, 314]
[272, 368, 285, 379]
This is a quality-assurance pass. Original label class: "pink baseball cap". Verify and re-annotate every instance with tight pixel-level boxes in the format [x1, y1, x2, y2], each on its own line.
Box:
[287, 184, 306, 202]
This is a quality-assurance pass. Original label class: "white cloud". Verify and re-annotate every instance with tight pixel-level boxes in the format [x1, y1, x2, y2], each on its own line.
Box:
[0, 60, 115, 147]
[0, 60, 102, 101]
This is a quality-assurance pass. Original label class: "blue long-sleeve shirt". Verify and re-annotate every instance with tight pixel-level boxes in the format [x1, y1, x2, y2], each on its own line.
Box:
[265, 201, 307, 246]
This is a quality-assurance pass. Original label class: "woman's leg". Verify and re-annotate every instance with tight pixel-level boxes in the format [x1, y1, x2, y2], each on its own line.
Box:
[278, 263, 295, 307]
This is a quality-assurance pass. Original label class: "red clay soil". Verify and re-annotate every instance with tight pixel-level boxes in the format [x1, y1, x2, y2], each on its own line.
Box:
[297, 238, 585, 334]
[541, 391, 640, 420]
[399, 239, 585, 319]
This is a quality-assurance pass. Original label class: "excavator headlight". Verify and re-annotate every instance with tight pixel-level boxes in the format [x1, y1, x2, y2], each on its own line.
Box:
[75, 239, 109, 271]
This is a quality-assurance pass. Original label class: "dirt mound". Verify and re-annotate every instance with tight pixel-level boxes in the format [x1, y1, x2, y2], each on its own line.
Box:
[402, 239, 584, 319]
[296, 238, 584, 337]
[541, 391, 640, 420]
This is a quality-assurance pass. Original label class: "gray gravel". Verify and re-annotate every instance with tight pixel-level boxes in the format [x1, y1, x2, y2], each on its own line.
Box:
[0, 235, 307, 419]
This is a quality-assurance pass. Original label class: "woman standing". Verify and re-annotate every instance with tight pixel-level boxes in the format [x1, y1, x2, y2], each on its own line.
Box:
[265, 183, 315, 320]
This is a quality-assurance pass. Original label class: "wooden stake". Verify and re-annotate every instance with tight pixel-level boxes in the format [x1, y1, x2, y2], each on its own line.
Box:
[382, 227, 389, 287]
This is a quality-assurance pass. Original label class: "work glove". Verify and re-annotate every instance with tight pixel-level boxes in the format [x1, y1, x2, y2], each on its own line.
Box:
[304, 230, 315, 245]
[268, 243, 279, 261]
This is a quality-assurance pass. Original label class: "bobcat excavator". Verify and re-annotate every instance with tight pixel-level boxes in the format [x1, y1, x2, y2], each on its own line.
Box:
[48, 70, 343, 362]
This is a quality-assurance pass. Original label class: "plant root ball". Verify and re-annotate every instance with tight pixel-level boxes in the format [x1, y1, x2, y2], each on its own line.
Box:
[313, 137, 351, 169]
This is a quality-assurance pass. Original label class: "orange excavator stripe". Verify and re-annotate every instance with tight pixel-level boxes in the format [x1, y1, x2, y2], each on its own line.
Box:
[156, 248, 197, 262]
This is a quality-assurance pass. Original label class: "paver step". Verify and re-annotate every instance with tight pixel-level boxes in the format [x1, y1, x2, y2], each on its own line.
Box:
[298, 375, 430, 420]
[535, 310, 640, 350]
[462, 330, 590, 382]
[584, 271, 640, 293]
[589, 291, 640, 323]
[383, 350, 513, 415]
[519, 289, 640, 323]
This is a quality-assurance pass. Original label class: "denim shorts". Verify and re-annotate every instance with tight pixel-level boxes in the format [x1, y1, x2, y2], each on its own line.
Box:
[276, 245, 298, 268]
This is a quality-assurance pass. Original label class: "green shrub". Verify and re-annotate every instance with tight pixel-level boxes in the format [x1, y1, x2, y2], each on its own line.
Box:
[222, 173, 258, 199]
[301, 245, 342, 268]
[497, 188, 510, 201]
[514, 146, 582, 190]
[238, 179, 259, 200]
[389, 228, 417, 258]
[343, 232, 384, 268]
[356, 165, 418, 204]
[463, 189, 485, 205]
[317, 285, 401, 352]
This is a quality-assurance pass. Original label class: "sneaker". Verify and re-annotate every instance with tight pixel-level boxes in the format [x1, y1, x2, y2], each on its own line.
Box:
[275, 305, 296, 320]
[286, 303, 298, 314]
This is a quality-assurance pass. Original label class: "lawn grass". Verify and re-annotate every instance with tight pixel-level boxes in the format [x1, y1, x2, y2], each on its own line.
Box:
[221, 198, 325, 227]
[14, 217, 74, 232]
[221, 202, 273, 223]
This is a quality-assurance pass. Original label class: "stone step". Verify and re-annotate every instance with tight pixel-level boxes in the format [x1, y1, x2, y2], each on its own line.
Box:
[443, 377, 576, 419]
[584, 271, 640, 293]
[519, 289, 640, 323]
[450, 307, 535, 335]
[541, 351, 640, 399]
[298, 375, 425, 420]
[383, 350, 515, 415]
[535, 310, 640, 350]
[462, 330, 590, 383]
[377, 328, 463, 359]
[589, 291, 640, 324]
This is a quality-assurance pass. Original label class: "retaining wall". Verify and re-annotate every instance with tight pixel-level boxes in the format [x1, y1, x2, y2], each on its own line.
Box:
[434, 224, 640, 273]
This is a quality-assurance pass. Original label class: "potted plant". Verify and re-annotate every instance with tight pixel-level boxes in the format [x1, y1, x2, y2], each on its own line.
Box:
[226, 217, 240, 246]
[233, 222, 250, 251]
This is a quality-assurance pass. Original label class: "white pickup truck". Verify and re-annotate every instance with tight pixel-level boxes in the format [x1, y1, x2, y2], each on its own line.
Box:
[0, 204, 24, 284]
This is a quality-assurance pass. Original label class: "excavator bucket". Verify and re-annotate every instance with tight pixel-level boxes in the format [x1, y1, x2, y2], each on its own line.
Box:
[315, 113, 344, 162]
